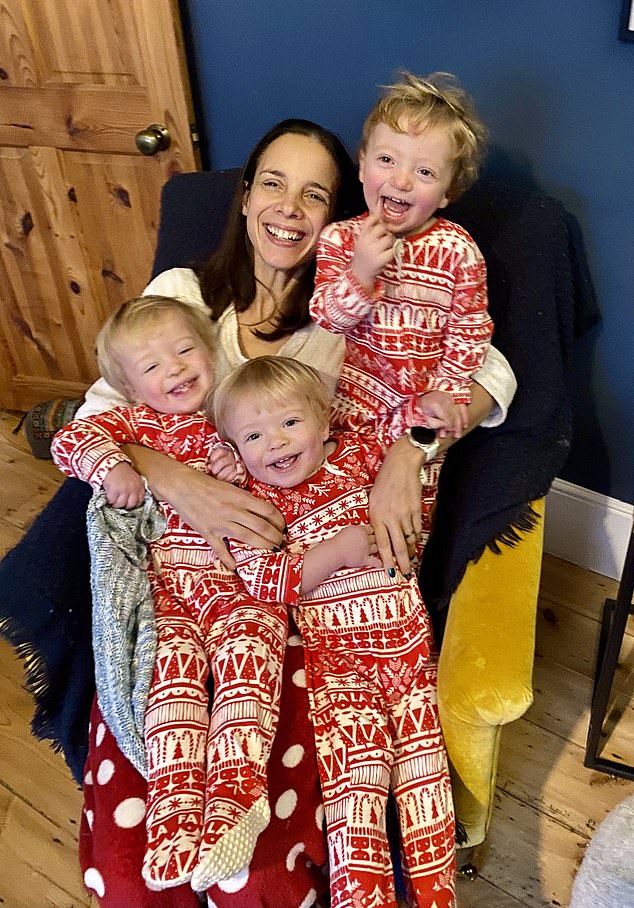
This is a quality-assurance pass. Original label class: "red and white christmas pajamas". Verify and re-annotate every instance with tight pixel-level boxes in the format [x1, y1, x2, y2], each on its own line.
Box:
[311, 214, 493, 544]
[53, 407, 289, 891]
[232, 432, 456, 908]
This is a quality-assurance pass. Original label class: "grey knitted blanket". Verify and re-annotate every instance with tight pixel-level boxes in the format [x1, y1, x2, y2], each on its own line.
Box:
[86, 487, 166, 778]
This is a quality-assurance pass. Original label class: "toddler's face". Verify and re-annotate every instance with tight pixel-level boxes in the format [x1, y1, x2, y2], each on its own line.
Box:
[225, 394, 329, 487]
[359, 119, 455, 237]
[118, 310, 215, 414]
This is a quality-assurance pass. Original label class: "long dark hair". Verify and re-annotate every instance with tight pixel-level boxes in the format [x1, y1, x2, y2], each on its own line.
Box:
[198, 119, 364, 340]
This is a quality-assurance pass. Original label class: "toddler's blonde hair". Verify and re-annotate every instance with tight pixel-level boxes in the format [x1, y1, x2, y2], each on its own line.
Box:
[360, 70, 488, 201]
[96, 295, 216, 397]
[212, 356, 331, 443]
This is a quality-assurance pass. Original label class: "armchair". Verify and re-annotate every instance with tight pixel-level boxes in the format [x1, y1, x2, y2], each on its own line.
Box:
[0, 167, 594, 887]
[153, 171, 591, 858]
[425, 179, 596, 856]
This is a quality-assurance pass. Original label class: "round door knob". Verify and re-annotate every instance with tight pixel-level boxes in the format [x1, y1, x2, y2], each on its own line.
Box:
[135, 123, 171, 155]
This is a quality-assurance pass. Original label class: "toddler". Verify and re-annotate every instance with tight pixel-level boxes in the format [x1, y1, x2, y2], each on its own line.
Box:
[213, 356, 456, 908]
[310, 70, 494, 543]
[51, 295, 284, 892]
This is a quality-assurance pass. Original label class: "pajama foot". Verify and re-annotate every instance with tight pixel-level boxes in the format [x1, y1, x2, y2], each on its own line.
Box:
[191, 795, 271, 892]
[142, 861, 194, 891]
[142, 824, 201, 890]
[144, 871, 193, 892]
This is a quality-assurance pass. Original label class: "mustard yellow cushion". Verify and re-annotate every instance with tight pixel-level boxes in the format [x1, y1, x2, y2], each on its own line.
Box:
[438, 498, 545, 844]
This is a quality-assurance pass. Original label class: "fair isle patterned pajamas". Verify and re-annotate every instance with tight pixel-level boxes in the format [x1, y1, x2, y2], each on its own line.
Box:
[52, 406, 288, 891]
[232, 432, 456, 908]
[311, 213, 493, 543]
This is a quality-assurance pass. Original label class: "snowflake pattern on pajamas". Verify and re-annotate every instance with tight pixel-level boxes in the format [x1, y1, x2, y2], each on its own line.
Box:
[232, 432, 456, 908]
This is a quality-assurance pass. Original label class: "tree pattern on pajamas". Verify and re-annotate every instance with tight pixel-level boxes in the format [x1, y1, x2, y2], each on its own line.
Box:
[231, 432, 456, 908]
[52, 407, 289, 890]
[79, 625, 330, 908]
[310, 214, 493, 449]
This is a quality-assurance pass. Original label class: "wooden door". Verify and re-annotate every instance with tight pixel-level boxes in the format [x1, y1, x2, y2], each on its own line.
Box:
[0, 0, 200, 410]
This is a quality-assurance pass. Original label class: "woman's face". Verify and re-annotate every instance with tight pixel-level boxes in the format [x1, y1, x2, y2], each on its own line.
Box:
[242, 133, 339, 286]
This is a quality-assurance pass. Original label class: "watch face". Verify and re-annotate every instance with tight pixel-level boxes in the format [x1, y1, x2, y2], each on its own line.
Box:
[410, 426, 437, 446]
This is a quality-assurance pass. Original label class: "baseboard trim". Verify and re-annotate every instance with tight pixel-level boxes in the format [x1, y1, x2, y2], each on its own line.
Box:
[544, 479, 633, 580]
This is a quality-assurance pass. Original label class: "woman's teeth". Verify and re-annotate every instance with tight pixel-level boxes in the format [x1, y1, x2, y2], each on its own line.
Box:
[266, 225, 303, 242]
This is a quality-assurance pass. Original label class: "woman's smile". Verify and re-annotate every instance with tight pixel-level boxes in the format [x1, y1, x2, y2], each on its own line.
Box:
[264, 224, 306, 244]
[242, 132, 338, 289]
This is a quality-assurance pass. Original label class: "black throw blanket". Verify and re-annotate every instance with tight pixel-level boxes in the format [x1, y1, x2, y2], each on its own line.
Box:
[420, 182, 599, 633]
[0, 477, 93, 780]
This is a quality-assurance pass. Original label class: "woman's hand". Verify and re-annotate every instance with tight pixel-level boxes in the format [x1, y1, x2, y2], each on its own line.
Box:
[369, 382, 498, 574]
[122, 444, 285, 570]
[369, 436, 425, 575]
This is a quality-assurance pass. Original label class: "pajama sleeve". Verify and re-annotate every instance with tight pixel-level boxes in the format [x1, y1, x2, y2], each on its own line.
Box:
[230, 541, 304, 607]
[52, 407, 222, 489]
[354, 434, 385, 483]
[358, 247, 493, 447]
[310, 221, 377, 331]
[418, 243, 493, 404]
[51, 408, 142, 489]
[359, 343, 513, 449]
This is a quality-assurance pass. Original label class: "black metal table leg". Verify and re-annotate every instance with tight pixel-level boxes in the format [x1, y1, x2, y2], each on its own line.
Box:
[585, 521, 634, 779]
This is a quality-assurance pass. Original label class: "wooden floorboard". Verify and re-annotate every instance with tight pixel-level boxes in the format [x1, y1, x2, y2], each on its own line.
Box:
[0, 639, 90, 907]
[1, 409, 632, 908]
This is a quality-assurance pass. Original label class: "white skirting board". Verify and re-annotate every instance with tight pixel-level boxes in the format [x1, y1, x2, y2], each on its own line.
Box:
[544, 479, 633, 581]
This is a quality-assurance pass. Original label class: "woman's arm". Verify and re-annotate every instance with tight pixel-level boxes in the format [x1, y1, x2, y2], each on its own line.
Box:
[124, 445, 285, 570]
[474, 344, 517, 427]
[369, 381, 497, 574]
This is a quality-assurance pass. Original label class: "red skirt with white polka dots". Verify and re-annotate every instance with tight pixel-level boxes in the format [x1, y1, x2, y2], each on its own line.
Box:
[79, 619, 330, 908]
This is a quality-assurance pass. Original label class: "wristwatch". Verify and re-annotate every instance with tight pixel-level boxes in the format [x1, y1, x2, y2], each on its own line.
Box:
[405, 426, 440, 464]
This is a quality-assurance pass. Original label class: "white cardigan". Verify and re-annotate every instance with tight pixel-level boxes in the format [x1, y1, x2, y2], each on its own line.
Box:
[78, 267, 516, 424]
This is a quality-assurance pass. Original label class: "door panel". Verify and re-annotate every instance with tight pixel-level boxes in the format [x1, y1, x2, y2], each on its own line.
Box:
[0, 0, 199, 409]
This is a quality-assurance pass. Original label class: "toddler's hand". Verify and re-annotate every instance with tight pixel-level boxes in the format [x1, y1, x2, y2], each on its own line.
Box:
[103, 462, 145, 509]
[336, 524, 381, 569]
[418, 391, 468, 440]
[351, 213, 396, 292]
[208, 443, 246, 484]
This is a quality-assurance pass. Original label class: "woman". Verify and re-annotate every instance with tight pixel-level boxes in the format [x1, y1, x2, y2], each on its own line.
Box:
[81, 119, 512, 576]
[6, 119, 515, 908]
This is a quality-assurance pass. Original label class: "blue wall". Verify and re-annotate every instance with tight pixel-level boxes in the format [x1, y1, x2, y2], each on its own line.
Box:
[182, 0, 634, 503]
